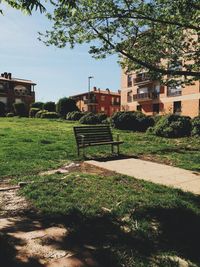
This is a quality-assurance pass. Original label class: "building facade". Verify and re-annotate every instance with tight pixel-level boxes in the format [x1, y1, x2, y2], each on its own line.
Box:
[121, 71, 200, 118]
[71, 87, 121, 117]
[0, 72, 36, 112]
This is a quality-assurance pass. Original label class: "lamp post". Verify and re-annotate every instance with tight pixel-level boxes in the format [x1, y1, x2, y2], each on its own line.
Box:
[88, 76, 94, 93]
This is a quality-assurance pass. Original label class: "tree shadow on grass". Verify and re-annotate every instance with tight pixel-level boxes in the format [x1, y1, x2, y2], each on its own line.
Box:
[41, 200, 200, 266]
[0, 216, 45, 267]
[1, 196, 200, 266]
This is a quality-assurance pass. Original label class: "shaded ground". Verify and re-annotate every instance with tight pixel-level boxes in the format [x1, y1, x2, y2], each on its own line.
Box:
[0, 163, 115, 267]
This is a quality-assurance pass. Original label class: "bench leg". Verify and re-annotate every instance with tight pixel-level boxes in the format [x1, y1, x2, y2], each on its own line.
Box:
[111, 144, 114, 154]
[82, 146, 86, 158]
[117, 144, 120, 156]
[77, 147, 80, 157]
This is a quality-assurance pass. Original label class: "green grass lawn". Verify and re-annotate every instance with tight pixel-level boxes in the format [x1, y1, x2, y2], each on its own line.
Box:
[0, 117, 199, 179]
[1, 117, 200, 266]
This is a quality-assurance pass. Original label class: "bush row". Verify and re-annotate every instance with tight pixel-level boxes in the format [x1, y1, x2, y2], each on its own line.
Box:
[0, 97, 78, 118]
[66, 111, 108, 125]
[111, 111, 155, 132]
[147, 114, 200, 137]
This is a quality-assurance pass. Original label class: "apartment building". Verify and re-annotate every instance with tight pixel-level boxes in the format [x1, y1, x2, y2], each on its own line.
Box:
[71, 87, 121, 117]
[0, 72, 36, 112]
[121, 71, 200, 118]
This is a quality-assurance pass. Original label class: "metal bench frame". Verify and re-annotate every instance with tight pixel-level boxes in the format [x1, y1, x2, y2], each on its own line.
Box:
[74, 125, 124, 157]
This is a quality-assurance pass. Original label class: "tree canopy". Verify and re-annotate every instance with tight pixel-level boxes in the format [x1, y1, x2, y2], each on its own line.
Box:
[2, 0, 200, 85]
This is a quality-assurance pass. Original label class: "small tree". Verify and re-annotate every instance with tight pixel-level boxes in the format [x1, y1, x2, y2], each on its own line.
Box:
[13, 102, 28, 117]
[43, 101, 56, 112]
[56, 97, 78, 118]
[31, 102, 44, 109]
[0, 102, 6, 117]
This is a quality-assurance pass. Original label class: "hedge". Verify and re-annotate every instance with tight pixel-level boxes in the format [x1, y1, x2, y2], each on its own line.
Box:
[111, 111, 154, 131]
[149, 114, 191, 138]
[191, 116, 200, 136]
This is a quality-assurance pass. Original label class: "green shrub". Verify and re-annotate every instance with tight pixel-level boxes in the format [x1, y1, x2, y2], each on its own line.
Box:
[0, 101, 6, 117]
[96, 113, 108, 123]
[13, 102, 28, 117]
[79, 112, 99, 125]
[102, 117, 111, 125]
[40, 112, 59, 119]
[35, 110, 48, 118]
[191, 116, 200, 136]
[31, 102, 44, 109]
[56, 97, 78, 118]
[6, 112, 14, 117]
[111, 111, 154, 131]
[152, 115, 163, 124]
[66, 111, 84, 121]
[29, 108, 40, 118]
[43, 101, 56, 112]
[151, 114, 191, 138]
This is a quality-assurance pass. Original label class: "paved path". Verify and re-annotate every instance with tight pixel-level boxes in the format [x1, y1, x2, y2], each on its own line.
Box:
[86, 159, 200, 195]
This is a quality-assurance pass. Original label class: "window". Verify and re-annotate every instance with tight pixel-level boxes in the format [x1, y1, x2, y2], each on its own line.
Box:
[0, 82, 8, 91]
[15, 98, 22, 104]
[101, 106, 105, 111]
[167, 85, 182, 97]
[153, 103, 160, 114]
[127, 92, 132, 102]
[0, 97, 7, 104]
[101, 95, 105, 101]
[116, 97, 120, 103]
[127, 74, 133, 87]
[173, 101, 181, 114]
[137, 105, 142, 111]
[155, 85, 160, 93]
[137, 87, 148, 94]
[14, 85, 28, 96]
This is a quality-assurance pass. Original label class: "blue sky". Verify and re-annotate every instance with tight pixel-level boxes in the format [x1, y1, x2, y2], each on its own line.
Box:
[0, 4, 121, 102]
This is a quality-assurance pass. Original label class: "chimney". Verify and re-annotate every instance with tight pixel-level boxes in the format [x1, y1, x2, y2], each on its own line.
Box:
[4, 72, 8, 79]
[93, 86, 97, 91]
[1, 73, 4, 77]
[8, 73, 12, 79]
[98, 88, 101, 93]
[106, 88, 110, 94]
[118, 90, 121, 94]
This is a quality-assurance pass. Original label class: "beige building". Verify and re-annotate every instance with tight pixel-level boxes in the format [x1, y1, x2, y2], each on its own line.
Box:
[121, 71, 200, 118]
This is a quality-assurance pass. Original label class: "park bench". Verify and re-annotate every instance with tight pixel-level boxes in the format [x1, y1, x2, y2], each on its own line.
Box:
[74, 125, 124, 157]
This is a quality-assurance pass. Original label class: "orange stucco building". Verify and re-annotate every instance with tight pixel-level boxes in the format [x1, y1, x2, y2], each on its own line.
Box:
[121, 71, 200, 118]
[71, 87, 121, 117]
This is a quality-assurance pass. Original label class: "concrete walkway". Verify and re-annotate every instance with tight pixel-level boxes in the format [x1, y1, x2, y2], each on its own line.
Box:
[86, 158, 200, 195]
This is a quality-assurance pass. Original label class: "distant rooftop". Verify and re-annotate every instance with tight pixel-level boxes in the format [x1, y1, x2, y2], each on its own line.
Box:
[0, 72, 36, 85]
[71, 87, 121, 98]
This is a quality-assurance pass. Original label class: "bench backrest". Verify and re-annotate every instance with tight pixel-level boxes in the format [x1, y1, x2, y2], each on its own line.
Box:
[74, 125, 113, 146]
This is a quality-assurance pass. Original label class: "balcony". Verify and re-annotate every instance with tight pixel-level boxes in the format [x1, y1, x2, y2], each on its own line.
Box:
[133, 92, 159, 102]
[167, 90, 182, 97]
[127, 96, 132, 103]
[84, 99, 98, 105]
[133, 74, 151, 85]
[0, 89, 6, 94]
[111, 101, 120, 106]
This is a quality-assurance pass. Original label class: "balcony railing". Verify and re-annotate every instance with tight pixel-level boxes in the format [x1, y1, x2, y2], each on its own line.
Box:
[127, 96, 132, 103]
[84, 99, 98, 105]
[133, 92, 159, 101]
[133, 74, 151, 85]
[167, 90, 182, 97]
[111, 101, 120, 106]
